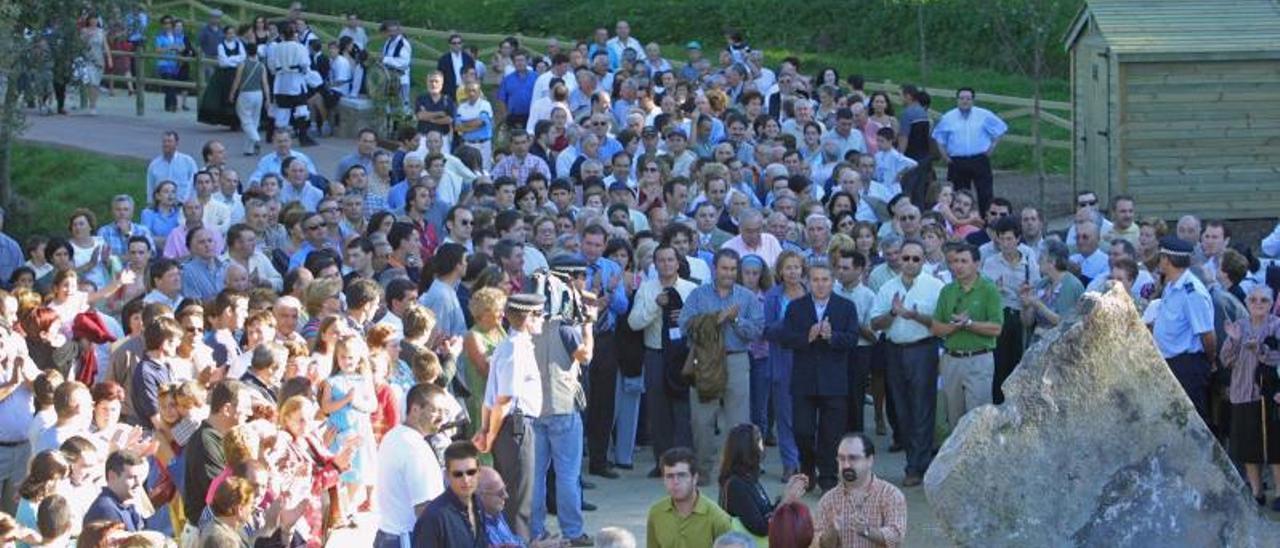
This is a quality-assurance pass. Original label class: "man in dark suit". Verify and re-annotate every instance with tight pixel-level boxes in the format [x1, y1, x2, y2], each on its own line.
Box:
[437, 33, 476, 97]
[693, 203, 732, 253]
[779, 262, 860, 490]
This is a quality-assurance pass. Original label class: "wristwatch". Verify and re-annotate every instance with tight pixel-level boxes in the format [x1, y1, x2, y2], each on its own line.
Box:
[964, 318, 973, 328]
[861, 526, 871, 538]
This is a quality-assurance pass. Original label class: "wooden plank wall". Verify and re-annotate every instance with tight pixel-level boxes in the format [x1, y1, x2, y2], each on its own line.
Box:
[1120, 60, 1280, 219]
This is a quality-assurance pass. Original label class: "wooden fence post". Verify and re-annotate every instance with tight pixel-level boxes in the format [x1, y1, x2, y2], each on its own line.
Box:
[135, 52, 146, 116]
[193, 52, 205, 101]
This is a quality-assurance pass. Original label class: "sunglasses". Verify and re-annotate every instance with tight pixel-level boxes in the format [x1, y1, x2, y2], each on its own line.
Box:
[450, 468, 479, 478]
[306, 223, 327, 230]
[1078, 199, 1097, 207]
[899, 256, 923, 263]
[450, 41, 463, 46]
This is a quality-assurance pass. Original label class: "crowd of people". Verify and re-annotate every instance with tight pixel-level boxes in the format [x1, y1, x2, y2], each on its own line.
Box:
[3, 5, 1279, 548]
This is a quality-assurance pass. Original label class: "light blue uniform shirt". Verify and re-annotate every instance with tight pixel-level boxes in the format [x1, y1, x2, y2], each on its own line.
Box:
[679, 283, 765, 353]
[1153, 269, 1215, 358]
[931, 106, 1009, 157]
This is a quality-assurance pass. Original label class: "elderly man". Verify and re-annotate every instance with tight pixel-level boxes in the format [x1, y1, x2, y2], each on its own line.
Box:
[803, 214, 833, 261]
[1065, 190, 1114, 249]
[147, 130, 199, 203]
[1069, 220, 1109, 286]
[721, 209, 783, 269]
[1102, 195, 1139, 246]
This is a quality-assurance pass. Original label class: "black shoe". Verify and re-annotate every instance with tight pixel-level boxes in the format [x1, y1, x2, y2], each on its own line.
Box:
[1256, 494, 1266, 507]
[581, 480, 596, 490]
[647, 467, 661, 478]
[580, 501, 597, 512]
[889, 442, 904, 453]
[614, 462, 634, 470]
[568, 534, 595, 547]
[298, 134, 318, 147]
[589, 466, 620, 479]
[764, 433, 778, 447]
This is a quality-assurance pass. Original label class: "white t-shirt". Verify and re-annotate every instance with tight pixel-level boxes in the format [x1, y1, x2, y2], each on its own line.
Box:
[376, 424, 443, 535]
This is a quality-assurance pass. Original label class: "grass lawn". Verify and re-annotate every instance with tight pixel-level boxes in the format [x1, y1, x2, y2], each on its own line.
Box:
[8, 142, 148, 241]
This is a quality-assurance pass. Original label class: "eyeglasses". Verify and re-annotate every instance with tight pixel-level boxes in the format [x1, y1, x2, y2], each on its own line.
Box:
[320, 208, 339, 214]
[644, 167, 660, 173]
[1078, 199, 1097, 207]
[450, 468, 479, 478]
[897, 215, 919, 221]
[306, 223, 327, 230]
[899, 256, 923, 263]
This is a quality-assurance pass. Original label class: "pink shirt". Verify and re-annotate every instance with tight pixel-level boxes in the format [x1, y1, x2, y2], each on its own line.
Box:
[721, 233, 784, 269]
[859, 120, 884, 154]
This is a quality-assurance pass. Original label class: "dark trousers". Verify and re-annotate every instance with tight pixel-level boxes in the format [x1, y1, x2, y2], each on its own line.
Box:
[847, 346, 871, 433]
[992, 308, 1025, 405]
[793, 394, 848, 490]
[1168, 352, 1211, 424]
[873, 339, 902, 444]
[902, 156, 934, 208]
[886, 339, 939, 477]
[643, 348, 692, 464]
[160, 73, 180, 111]
[586, 332, 618, 470]
[492, 414, 535, 540]
[948, 155, 994, 214]
[53, 81, 68, 113]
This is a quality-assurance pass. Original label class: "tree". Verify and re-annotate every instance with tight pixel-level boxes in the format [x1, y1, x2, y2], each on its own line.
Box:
[0, 0, 136, 211]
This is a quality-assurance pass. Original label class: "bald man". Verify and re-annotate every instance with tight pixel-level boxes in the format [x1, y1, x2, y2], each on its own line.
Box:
[477, 467, 567, 548]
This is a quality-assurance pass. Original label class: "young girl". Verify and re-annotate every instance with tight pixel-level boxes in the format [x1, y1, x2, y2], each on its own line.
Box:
[365, 324, 401, 444]
[319, 334, 377, 517]
[740, 255, 775, 445]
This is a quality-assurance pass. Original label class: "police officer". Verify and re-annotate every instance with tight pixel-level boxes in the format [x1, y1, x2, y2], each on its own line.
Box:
[475, 292, 545, 541]
[1153, 236, 1217, 422]
[529, 256, 597, 546]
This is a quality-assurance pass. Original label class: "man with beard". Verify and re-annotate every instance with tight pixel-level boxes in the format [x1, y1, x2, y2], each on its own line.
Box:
[815, 434, 906, 547]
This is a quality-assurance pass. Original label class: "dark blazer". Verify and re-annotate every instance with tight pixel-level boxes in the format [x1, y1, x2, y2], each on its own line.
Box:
[436, 51, 476, 96]
[778, 294, 859, 397]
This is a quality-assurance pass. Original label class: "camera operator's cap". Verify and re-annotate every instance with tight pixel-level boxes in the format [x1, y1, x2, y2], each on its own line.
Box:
[686, 41, 702, 51]
[642, 126, 660, 137]
[507, 293, 546, 313]
[1159, 236, 1194, 257]
[549, 255, 588, 275]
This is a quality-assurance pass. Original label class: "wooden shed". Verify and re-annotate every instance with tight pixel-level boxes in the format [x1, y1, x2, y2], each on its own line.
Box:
[1064, 0, 1280, 219]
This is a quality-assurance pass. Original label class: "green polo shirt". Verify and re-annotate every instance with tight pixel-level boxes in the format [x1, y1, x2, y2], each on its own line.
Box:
[645, 492, 732, 548]
[933, 276, 1004, 352]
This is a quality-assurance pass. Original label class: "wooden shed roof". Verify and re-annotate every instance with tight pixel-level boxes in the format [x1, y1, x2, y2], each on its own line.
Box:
[1065, 0, 1280, 54]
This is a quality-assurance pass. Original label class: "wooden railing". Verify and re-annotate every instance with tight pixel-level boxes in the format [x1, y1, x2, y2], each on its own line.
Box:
[139, 0, 1071, 160]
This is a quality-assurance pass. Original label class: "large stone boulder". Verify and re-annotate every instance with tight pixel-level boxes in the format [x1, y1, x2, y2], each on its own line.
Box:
[924, 284, 1280, 547]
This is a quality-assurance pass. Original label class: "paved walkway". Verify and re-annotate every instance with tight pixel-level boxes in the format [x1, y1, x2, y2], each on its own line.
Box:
[22, 91, 954, 546]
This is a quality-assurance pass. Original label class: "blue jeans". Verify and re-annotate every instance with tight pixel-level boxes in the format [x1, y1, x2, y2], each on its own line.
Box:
[610, 373, 644, 466]
[532, 413, 585, 538]
[749, 355, 770, 434]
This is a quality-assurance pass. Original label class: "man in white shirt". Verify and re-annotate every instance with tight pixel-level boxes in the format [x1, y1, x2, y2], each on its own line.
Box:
[375, 383, 452, 548]
[532, 55, 578, 102]
[224, 224, 282, 292]
[189, 171, 231, 237]
[249, 128, 317, 186]
[147, 130, 199, 203]
[869, 239, 944, 486]
[380, 20, 412, 111]
[606, 20, 645, 64]
[1069, 220, 1110, 285]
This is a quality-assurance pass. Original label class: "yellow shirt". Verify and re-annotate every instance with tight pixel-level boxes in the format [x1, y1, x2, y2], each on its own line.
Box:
[646, 492, 732, 548]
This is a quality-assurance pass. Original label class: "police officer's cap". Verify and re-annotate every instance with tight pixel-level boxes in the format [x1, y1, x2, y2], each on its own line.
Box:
[1159, 236, 1194, 257]
[549, 255, 588, 275]
[507, 293, 546, 313]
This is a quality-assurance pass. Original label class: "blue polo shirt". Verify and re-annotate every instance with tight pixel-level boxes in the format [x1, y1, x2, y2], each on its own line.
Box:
[84, 487, 144, 532]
